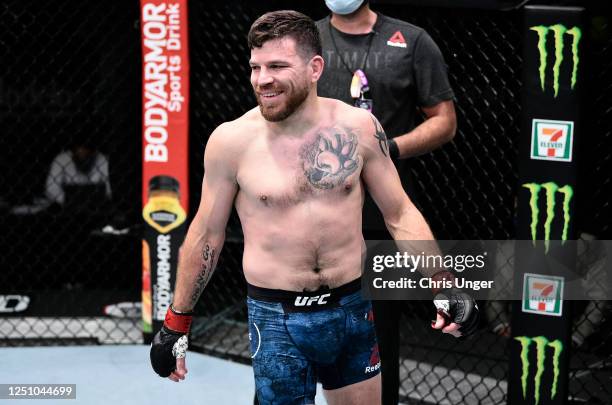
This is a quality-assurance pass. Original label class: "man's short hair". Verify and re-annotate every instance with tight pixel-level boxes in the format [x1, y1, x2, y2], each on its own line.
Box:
[247, 10, 322, 60]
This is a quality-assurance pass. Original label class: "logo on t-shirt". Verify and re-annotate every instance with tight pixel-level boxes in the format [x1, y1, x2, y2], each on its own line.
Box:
[387, 30, 407, 48]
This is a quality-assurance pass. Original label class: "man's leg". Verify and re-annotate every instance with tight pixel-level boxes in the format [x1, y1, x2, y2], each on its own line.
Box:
[248, 297, 317, 405]
[318, 291, 381, 405]
[324, 374, 381, 405]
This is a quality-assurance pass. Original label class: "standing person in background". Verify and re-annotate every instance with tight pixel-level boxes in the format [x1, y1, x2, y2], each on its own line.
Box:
[316, 1, 457, 404]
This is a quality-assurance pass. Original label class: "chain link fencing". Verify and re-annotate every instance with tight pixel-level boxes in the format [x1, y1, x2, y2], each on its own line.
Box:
[390, 5, 519, 405]
[0, 0, 610, 404]
[0, 0, 143, 345]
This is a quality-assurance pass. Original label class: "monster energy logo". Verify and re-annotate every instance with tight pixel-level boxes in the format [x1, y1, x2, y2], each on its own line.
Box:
[523, 182, 573, 253]
[515, 336, 563, 405]
[530, 25, 581, 97]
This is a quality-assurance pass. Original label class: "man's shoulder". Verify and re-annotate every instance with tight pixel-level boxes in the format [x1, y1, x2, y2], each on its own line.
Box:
[53, 151, 72, 164]
[321, 97, 365, 119]
[315, 15, 330, 29]
[209, 108, 260, 147]
[94, 152, 109, 163]
[376, 13, 426, 38]
[321, 98, 375, 136]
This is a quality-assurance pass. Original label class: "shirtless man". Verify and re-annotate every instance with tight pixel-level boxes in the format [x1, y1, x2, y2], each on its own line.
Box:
[150, 10, 478, 405]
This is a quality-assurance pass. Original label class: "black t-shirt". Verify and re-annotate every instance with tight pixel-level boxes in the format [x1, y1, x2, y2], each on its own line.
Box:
[316, 13, 454, 138]
[316, 13, 454, 232]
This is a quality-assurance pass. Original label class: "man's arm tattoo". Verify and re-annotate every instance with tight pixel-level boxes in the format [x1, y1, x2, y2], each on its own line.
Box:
[189, 244, 216, 307]
[372, 117, 389, 157]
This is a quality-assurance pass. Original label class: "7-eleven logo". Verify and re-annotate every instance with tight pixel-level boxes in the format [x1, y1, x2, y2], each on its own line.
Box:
[522, 273, 564, 316]
[532, 282, 554, 311]
[530, 119, 574, 162]
[387, 31, 407, 48]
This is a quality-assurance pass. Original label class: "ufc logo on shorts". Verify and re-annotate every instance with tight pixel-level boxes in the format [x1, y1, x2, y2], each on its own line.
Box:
[294, 293, 331, 307]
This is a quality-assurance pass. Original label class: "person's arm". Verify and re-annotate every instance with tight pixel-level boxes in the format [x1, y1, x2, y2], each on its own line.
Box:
[361, 113, 475, 337]
[360, 114, 435, 242]
[45, 154, 65, 204]
[390, 100, 456, 159]
[388, 29, 456, 159]
[98, 154, 112, 199]
[173, 125, 238, 312]
[150, 124, 239, 380]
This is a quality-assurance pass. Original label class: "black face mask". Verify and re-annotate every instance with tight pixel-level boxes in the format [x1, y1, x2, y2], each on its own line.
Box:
[73, 154, 96, 174]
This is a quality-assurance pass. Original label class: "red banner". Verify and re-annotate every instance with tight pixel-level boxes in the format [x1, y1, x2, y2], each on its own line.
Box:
[140, 0, 189, 338]
[141, 0, 189, 206]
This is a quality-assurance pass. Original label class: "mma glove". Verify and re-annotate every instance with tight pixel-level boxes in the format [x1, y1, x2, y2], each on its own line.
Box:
[387, 138, 400, 160]
[431, 271, 480, 337]
[150, 305, 193, 377]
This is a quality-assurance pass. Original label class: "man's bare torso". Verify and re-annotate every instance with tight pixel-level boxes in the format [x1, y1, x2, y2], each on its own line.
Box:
[227, 98, 370, 291]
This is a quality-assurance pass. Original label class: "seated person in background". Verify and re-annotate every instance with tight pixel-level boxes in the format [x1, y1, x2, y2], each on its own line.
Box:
[45, 140, 111, 206]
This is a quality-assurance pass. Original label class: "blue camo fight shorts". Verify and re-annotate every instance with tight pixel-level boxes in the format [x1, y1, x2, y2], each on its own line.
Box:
[247, 278, 380, 405]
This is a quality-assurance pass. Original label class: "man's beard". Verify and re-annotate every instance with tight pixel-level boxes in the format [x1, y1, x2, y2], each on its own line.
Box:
[256, 82, 310, 122]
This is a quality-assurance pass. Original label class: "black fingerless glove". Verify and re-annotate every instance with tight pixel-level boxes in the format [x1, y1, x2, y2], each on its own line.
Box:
[433, 287, 480, 337]
[150, 306, 193, 377]
[431, 271, 480, 337]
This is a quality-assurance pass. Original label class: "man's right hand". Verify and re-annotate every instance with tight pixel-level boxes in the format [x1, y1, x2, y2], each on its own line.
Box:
[150, 306, 193, 381]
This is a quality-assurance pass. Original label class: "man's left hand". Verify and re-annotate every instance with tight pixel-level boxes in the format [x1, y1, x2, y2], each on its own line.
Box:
[431, 288, 479, 338]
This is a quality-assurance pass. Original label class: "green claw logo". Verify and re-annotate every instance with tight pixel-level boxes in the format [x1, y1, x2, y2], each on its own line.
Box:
[522, 182, 573, 253]
[515, 336, 563, 405]
[530, 25, 581, 97]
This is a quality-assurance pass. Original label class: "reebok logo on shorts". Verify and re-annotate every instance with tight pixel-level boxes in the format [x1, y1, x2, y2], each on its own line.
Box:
[294, 293, 331, 307]
[365, 343, 381, 373]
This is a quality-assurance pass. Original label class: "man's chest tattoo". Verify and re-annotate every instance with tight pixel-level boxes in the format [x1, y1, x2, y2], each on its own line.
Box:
[300, 127, 361, 189]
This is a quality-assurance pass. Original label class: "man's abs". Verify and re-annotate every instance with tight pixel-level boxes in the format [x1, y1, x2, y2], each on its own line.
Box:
[238, 199, 365, 291]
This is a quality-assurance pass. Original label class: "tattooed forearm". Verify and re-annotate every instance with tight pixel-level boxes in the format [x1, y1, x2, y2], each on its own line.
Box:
[189, 244, 216, 307]
[372, 116, 389, 157]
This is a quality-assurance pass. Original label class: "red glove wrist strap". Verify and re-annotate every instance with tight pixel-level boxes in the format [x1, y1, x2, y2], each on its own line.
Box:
[164, 306, 193, 334]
